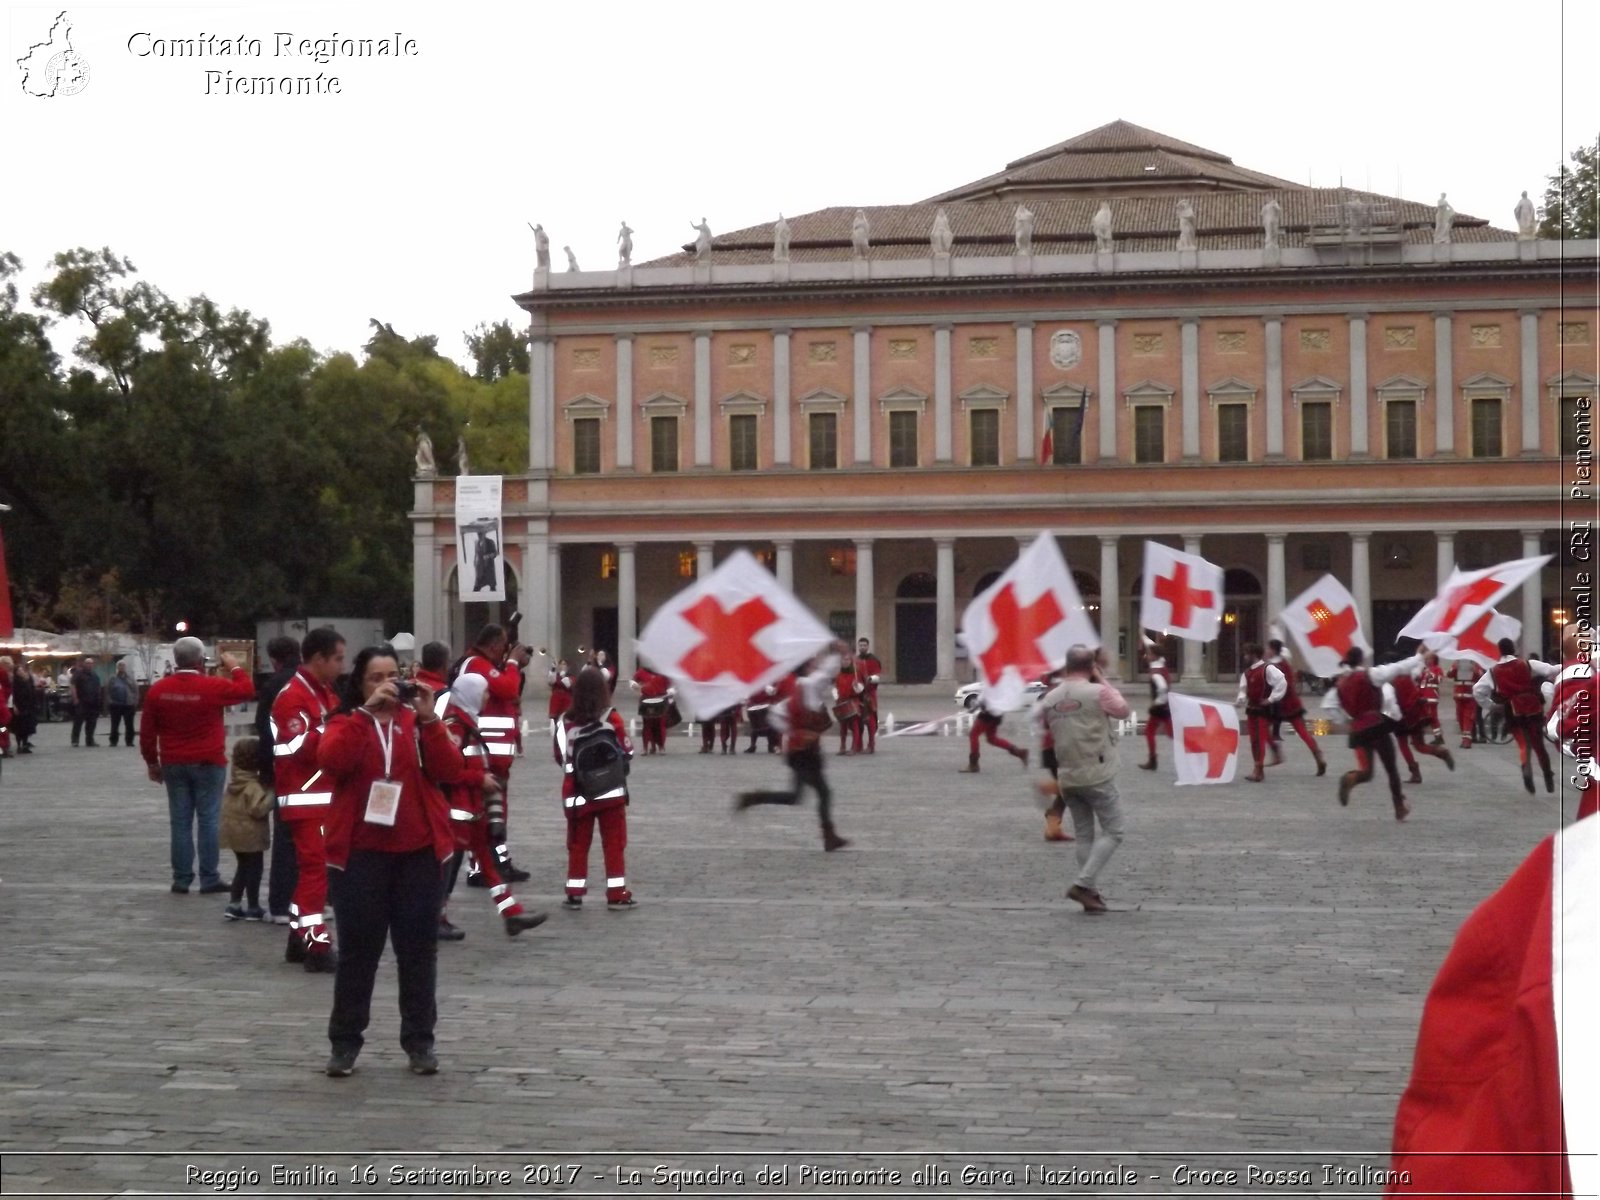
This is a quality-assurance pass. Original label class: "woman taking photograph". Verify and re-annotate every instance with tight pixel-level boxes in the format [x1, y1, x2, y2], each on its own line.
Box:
[317, 645, 466, 1078]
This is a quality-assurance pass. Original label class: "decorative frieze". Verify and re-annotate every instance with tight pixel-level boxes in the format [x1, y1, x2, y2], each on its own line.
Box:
[1559, 321, 1591, 345]
[1469, 324, 1502, 348]
[1384, 326, 1417, 350]
[728, 342, 756, 365]
[1216, 331, 1247, 353]
[888, 338, 918, 359]
[1299, 328, 1331, 351]
[1132, 332, 1165, 355]
[968, 336, 998, 359]
[808, 341, 838, 364]
[649, 345, 679, 367]
[572, 348, 601, 369]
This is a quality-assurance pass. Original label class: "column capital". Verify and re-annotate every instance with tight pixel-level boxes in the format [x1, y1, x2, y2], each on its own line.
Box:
[1350, 531, 1370, 544]
[1259, 313, 1286, 326]
[692, 328, 712, 340]
[1520, 528, 1546, 540]
[772, 326, 793, 338]
[1518, 307, 1541, 320]
[772, 537, 794, 548]
[933, 322, 954, 334]
[934, 537, 956, 550]
[694, 540, 715, 551]
[1435, 530, 1455, 543]
[614, 332, 634, 344]
[852, 324, 873, 336]
[1013, 319, 1035, 331]
[853, 537, 875, 550]
[614, 541, 636, 553]
[1098, 533, 1120, 547]
[1433, 310, 1455, 321]
[1181, 317, 1199, 329]
[1097, 318, 1118, 330]
[1346, 310, 1370, 322]
[1265, 532, 1286, 544]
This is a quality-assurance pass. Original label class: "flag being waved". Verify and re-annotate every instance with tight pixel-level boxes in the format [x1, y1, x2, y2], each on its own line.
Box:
[1168, 691, 1241, 785]
[1399, 555, 1551, 641]
[960, 531, 1099, 713]
[1140, 541, 1225, 642]
[634, 549, 833, 720]
[1426, 608, 1522, 671]
[1278, 574, 1372, 678]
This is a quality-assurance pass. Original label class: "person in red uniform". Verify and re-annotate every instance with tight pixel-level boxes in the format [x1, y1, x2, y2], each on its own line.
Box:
[1389, 661, 1456, 783]
[556, 666, 636, 909]
[1416, 650, 1445, 742]
[832, 653, 864, 755]
[1264, 639, 1326, 775]
[629, 664, 672, 754]
[742, 682, 780, 754]
[414, 640, 451, 696]
[854, 637, 884, 754]
[1546, 624, 1599, 821]
[458, 624, 531, 882]
[960, 696, 1029, 773]
[268, 626, 346, 971]
[1235, 643, 1286, 783]
[1331, 648, 1421, 820]
[438, 672, 547, 936]
[318, 645, 466, 1078]
[140, 638, 258, 894]
[1447, 658, 1482, 749]
[546, 656, 574, 722]
[1475, 637, 1560, 795]
[1136, 647, 1172, 772]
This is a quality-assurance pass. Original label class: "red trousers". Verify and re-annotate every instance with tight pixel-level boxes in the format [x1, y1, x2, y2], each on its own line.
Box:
[455, 819, 528, 917]
[839, 716, 862, 753]
[287, 818, 329, 949]
[1455, 697, 1477, 745]
[642, 716, 667, 750]
[1271, 711, 1319, 757]
[1145, 712, 1172, 757]
[565, 806, 628, 900]
[969, 720, 1019, 760]
[1395, 723, 1452, 770]
[1245, 712, 1273, 767]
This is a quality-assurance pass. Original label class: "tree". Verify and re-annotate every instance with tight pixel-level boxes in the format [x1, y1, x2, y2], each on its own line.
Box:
[1538, 136, 1599, 240]
[464, 319, 529, 382]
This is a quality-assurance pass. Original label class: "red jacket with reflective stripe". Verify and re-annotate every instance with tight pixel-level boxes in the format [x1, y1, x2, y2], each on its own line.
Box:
[317, 709, 463, 867]
[140, 668, 255, 767]
[270, 669, 340, 822]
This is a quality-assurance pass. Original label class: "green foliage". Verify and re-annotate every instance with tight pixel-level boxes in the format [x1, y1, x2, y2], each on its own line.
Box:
[0, 248, 530, 637]
[1538, 136, 1599, 240]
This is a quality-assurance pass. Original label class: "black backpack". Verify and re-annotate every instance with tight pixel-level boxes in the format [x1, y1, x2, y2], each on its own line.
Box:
[569, 711, 629, 800]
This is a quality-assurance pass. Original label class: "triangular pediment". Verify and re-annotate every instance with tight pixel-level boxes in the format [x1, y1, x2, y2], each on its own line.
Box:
[1042, 380, 1093, 404]
[1123, 379, 1176, 400]
[880, 385, 929, 403]
[562, 393, 610, 417]
[1291, 375, 1343, 394]
[1460, 370, 1513, 392]
[797, 386, 847, 407]
[1375, 373, 1428, 392]
[1206, 377, 1258, 396]
[719, 389, 768, 411]
[640, 391, 687, 413]
[1547, 369, 1598, 391]
[958, 383, 1010, 407]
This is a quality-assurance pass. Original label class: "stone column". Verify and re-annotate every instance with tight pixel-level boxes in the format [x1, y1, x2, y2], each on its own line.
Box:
[1181, 320, 1200, 459]
[1015, 321, 1035, 461]
[774, 539, 794, 591]
[528, 337, 552, 470]
[693, 331, 712, 467]
[615, 334, 634, 470]
[412, 503, 438, 648]
[1266, 534, 1286, 627]
[1097, 321, 1117, 462]
[1348, 314, 1369, 457]
[616, 542, 637, 680]
[854, 539, 875, 645]
[1522, 530, 1544, 652]
[1436, 531, 1455, 587]
[1264, 317, 1284, 458]
[546, 542, 563, 660]
[1099, 535, 1121, 677]
[1520, 309, 1541, 454]
[1350, 533, 1371, 637]
[1181, 534, 1204, 681]
[853, 326, 872, 464]
[522, 530, 550, 665]
[1434, 312, 1454, 456]
[935, 538, 956, 682]
[773, 328, 792, 466]
[696, 540, 714, 580]
[934, 324, 953, 463]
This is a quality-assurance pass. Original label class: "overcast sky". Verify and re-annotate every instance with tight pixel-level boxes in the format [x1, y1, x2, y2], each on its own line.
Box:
[6, 0, 1597, 371]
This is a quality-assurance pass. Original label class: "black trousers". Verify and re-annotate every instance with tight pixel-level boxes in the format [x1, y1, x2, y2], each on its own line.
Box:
[1350, 726, 1404, 803]
[328, 849, 443, 1055]
[107, 705, 136, 745]
[267, 808, 298, 918]
[71, 710, 99, 745]
[229, 851, 264, 906]
[739, 744, 835, 833]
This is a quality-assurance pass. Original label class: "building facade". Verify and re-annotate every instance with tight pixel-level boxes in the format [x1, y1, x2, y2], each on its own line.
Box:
[412, 122, 1599, 683]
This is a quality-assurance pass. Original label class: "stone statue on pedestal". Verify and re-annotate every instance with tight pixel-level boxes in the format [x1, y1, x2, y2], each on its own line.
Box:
[1433, 193, 1454, 244]
[415, 428, 436, 477]
[773, 214, 791, 262]
[1515, 190, 1538, 240]
[692, 218, 713, 261]
[529, 222, 550, 271]
[930, 208, 954, 257]
[1175, 199, 1197, 251]
[851, 210, 871, 259]
[1014, 205, 1035, 255]
[1261, 197, 1283, 250]
[1092, 201, 1114, 252]
[617, 221, 634, 267]
[455, 433, 470, 477]
[563, 246, 580, 272]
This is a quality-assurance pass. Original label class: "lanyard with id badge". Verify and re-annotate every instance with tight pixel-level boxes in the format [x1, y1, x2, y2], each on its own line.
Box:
[363, 712, 403, 826]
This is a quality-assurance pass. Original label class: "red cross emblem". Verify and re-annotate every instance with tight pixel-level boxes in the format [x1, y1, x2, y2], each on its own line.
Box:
[1182, 704, 1239, 779]
[1452, 610, 1501, 662]
[1153, 561, 1215, 629]
[1435, 576, 1502, 632]
[977, 583, 1065, 682]
[1304, 599, 1359, 656]
[677, 595, 779, 683]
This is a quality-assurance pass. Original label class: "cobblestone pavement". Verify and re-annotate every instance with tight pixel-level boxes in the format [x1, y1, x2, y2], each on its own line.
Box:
[0, 700, 1578, 1197]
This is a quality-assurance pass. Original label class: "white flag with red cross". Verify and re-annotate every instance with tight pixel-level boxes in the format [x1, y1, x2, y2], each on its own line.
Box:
[635, 549, 834, 720]
[1399, 555, 1551, 641]
[1168, 691, 1241, 785]
[1278, 574, 1372, 678]
[960, 531, 1099, 714]
[1140, 541, 1225, 643]
[1426, 608, 1523, 671]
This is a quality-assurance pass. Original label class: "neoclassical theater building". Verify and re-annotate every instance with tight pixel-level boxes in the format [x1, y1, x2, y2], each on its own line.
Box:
[412, 121, 1598, 684]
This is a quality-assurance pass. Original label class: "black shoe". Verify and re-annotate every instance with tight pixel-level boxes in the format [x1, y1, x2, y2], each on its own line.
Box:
[562, 896, 583, 910]
[466, 874, 488, 888]
[500, 865, 531, 883]
[823, 831, 850, 852]
[744, 746, 756, 753]
[606, 895, 638, 910]
[171, 884, 191, 895]
[1544, 769, 1556, 794]
[198, 882, 229, 895]
[1521, 764, 1536, 795]
[325, 1049, 358, 1077]
[436, 918, 466, 942]
[504, 911, 549, 936]
[285, 934, 307, 964]
[303, 949, 337, 974]
[407, 1049, 438, 1076]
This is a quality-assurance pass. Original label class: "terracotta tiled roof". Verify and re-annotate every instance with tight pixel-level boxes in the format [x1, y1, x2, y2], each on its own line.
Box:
[639, 190, 1511, 267]
[1009, 119, 1235, 166]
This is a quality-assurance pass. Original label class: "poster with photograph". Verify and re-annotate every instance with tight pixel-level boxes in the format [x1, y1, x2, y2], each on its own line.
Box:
[454, 475, 506, 602]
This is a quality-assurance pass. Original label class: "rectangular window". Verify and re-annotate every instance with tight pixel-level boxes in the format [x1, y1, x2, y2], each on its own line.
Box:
[888, 410, 919, 468]
[1050, 406, 1083, 465]
[808, 411, 838, 470]
[969, 409, 1000, 467]
[650, 415, 679, 472]
[1560, 396, 1588, 457]
[1300, 402, 1333, 461]
[572, 417, 601, 475]
[1217, 403, 1249, 462]
[1133, 406, 1165, 464]
[1385, 400, 1418, 460]
[729, 413, 758, 471]
[1470, 397, 1503, 458]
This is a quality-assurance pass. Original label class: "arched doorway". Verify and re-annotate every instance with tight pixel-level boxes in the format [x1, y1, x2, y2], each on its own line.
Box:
[445, 565, 520, 658]
[1215, 568, 1262, 678]
[895, 571, 937, 683]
